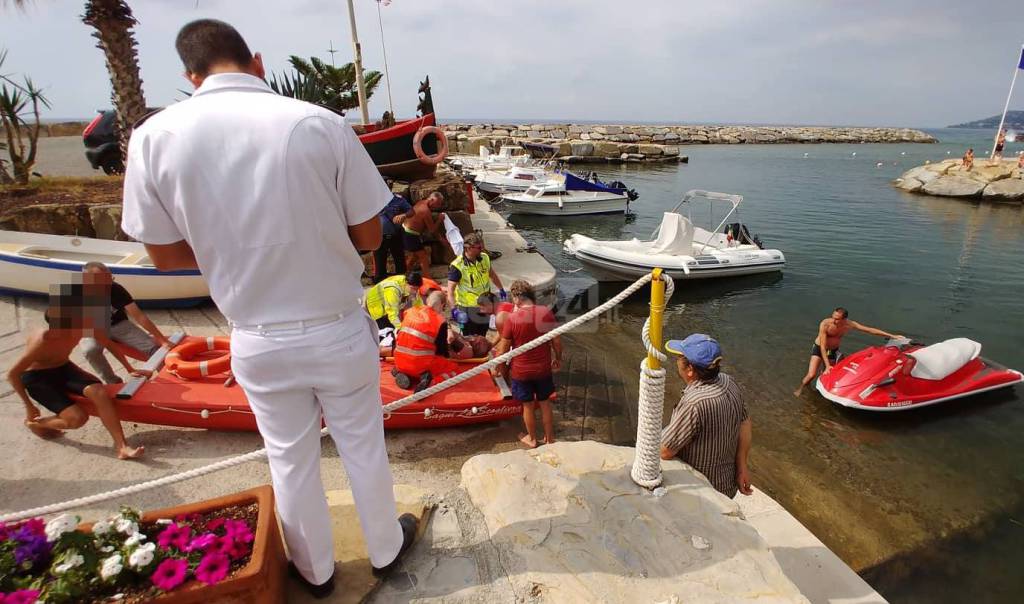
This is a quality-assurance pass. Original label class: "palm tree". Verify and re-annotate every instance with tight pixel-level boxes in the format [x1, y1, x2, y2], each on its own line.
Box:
[269, 56, 382, 114]
[8, 1, 147, 164]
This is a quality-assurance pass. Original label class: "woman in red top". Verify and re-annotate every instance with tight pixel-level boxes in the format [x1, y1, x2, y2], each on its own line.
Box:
[494, 280, 562, 448]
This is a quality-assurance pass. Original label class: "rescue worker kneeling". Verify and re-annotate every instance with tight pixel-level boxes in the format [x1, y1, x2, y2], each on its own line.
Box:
[392, 292, 459, 392]
[366, 271, 424, 332]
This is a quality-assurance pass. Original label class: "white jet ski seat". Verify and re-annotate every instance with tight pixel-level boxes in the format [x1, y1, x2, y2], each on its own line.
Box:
[908, 338, 982, 380]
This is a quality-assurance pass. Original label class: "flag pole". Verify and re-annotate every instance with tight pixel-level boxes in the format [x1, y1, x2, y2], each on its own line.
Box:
[345, 0, 370, 125]
[376, 0, 395, 119]
[991, 44, 1024, 160]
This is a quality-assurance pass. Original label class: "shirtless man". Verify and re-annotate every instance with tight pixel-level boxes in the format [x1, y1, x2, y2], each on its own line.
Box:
[8, 294, 149, 459]
[962, 148, 974, 171]
[402, 193, 446, 277]
[993, 130, 1006, 162]
[793, 307, 902, 396]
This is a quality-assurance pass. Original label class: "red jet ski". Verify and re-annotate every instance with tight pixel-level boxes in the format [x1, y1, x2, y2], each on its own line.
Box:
[816, 337, 1022, 411]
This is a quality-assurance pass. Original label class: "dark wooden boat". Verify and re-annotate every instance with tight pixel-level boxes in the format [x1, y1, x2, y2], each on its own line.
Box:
[354, 77, 443, 182]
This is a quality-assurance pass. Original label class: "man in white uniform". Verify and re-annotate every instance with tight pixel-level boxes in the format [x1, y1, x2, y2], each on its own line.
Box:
[120, 19, 415, 598]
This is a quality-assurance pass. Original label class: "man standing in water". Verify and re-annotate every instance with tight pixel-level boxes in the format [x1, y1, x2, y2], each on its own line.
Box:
[794, 307, 903, 396]
[122, 20, 416, 598]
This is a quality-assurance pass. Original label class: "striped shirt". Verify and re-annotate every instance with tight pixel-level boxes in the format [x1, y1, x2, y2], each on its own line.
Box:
[661, 373, 747, 498]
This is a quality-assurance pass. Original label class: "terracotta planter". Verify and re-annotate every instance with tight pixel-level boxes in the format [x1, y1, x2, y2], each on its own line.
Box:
[83, 485, 286, 604]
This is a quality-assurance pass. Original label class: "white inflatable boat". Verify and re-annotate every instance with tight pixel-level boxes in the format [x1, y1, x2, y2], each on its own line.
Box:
[563, 190, 785, 281]
[0, 230, 209, 306]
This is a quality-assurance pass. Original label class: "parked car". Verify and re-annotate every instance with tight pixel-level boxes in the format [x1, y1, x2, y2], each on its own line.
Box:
[82, 109, 123, 175]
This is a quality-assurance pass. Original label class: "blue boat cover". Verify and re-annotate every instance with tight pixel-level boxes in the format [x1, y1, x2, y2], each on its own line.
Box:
[563, 171, 626, 194]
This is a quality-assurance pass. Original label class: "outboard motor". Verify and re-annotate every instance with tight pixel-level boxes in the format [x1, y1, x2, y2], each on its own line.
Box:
[723, 222, 763, 248]
[607, 180, 640, 202]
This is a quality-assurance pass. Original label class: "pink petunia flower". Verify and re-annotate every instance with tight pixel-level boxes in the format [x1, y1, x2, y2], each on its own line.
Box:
[151, 558, 189, 591]
[157, 523, 192, 551]
[4, 590, 41, 604]
[204, 518, 225, 532]
[174, 513, 201, 525]
[224, 520, 254, 544]
[195, 552, 230, 586]
[22, 519, 46, 537]
[186, 533, 218, 553]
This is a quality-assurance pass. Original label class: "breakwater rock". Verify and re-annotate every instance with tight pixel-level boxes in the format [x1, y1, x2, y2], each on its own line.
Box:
[895, 159, 1024, 202]
[442, 122, 935, 164]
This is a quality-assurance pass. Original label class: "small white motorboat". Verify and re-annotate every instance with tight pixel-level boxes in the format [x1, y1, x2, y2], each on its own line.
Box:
[563, 190, 785, 281]
[475, 165, 562, 196]
[501, 182, 629, 216]
[448, 145, 532, 173]
[0, 230, 210, 306]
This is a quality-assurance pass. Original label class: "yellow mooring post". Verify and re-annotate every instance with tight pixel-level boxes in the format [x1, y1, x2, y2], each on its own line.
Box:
[647, 268, 666, 369]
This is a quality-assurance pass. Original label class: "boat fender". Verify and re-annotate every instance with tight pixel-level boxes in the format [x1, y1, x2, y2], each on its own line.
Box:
[166, 336, 232, 379]
[413, 126, 449, 165]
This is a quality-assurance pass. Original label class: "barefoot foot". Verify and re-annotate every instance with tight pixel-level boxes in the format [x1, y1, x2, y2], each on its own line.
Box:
[543, 437, 557, 445]
[517, 433, 538, 449]
[24, 419, 62, 440]
[118, 445, 145, 460]
[792, 387, 803, 397]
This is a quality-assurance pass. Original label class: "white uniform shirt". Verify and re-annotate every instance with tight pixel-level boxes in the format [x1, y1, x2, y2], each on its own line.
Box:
[121, 73, 391, 325]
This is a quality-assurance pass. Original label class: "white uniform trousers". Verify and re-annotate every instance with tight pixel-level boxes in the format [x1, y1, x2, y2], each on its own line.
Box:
[230, 312, 403, 584]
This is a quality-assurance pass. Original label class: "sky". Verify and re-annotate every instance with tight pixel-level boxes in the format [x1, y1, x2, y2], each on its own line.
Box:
[1, 0, 1023, 128]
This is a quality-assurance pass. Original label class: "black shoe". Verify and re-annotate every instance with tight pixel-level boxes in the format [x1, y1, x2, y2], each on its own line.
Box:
[394, 371, 412, 390]
[372, 513, 419, 579]
[288, 561, 335, 599]
[414, 371, 433, 392]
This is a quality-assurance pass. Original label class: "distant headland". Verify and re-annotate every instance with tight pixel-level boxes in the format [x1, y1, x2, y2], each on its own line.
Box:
[948, 110, 1024, 130]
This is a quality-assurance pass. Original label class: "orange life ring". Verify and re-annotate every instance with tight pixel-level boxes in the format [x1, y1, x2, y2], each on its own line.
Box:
[413, 126, 448, 165]
[166, 336, 232, 379]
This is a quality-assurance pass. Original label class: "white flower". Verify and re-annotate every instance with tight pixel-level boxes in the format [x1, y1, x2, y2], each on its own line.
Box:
[155, 518, 172, 525]
[101, 545, 115, 553]
[128, 544, 154, 569]
[114, 517, 138, 535]
[54, 552, 85, 574]
[45, 513, 79, 542]
[100, 554, 123, 580]
[124, 532, 147, 547]
[93, 519, 112, 535]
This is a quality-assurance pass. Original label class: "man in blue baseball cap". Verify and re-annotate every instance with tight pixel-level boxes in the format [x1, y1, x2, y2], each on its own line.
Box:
[660, 333, 753, 498]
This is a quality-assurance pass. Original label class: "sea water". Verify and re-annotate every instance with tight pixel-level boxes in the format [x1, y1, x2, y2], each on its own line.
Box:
[501, 128, 1024, 603]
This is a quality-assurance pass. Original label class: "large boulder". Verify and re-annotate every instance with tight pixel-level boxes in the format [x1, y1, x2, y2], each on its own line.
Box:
[460, 442, 809, 603]
[570, 140, 595, 156]
[594, 125, 623, 135]
[0, 203, 96, 237]
[88, 204, 132, 241]
[982, 178, 1024, 201]
[921, 175, 986, 197]
[895, 177, 923, 193]
[595, 141, 622, 157]
[963, 162, 1015, 183]
[899, 165, 939, 185]
[408, 169, 471, 212]
[638, 144, 663, 156]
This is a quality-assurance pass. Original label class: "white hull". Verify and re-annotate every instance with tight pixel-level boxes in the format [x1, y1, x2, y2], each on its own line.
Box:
[501, 192, 628, 216]
[0, 230, 209, 306]
[570, 246, 785, 281]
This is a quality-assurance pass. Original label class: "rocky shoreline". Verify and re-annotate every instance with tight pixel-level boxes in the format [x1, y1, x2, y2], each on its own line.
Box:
[895, 159, 1024, 202]
[442, 122, 935, 164]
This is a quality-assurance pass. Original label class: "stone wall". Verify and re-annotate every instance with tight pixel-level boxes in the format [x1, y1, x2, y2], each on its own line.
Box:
[443, 122, 935, 164]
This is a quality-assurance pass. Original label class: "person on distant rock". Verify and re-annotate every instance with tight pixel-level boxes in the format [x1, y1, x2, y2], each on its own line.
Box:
[9, 290, 148, 459]
[660, 334, 752, 498]
[402, 192, 446, 277]
[392, 291, 457, 392]
[1017, 151, 1024, 175]
[447, 232, 505, 337]
[962, 148, 974, 171]
[493, 280, 561, 449]
[372, 193, 413, 284]
[793, 307, 902, 397]
[79, 262, 173, 384]
[993, 129, 1006, 162]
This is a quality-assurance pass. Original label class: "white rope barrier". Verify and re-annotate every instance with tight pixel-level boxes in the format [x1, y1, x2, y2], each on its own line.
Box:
[0, 272, 658, 523]
[630, 273, 676, 489]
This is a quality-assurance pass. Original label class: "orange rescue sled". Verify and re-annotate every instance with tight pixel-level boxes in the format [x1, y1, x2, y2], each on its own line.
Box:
[74, 335, 518, 431]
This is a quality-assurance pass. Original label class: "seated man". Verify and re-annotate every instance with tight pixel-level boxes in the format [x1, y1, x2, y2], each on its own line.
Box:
[80, 262, 173, 384]
[392, 291, 458, 392]
[8, 290, 149, 459]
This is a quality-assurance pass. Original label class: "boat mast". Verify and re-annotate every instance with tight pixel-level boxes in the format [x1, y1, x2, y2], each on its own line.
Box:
[345, 0, 370, 125]
[376, 0, 395, 118]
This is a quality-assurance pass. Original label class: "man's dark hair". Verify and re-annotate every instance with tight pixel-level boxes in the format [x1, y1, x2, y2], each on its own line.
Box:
[834, 307, 849, 319]
[477, 292, 498, 308]
[509, 280, 535, 303]
[405, 271, 423, 287]
[681, 355, 722, 383]
[175, 19, 252, 77]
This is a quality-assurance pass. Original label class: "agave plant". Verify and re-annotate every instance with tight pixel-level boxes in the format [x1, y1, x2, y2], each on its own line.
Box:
[0, 49, 50, 185]
[269, 55, 382, 113]
[6, 0, 148, 165]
